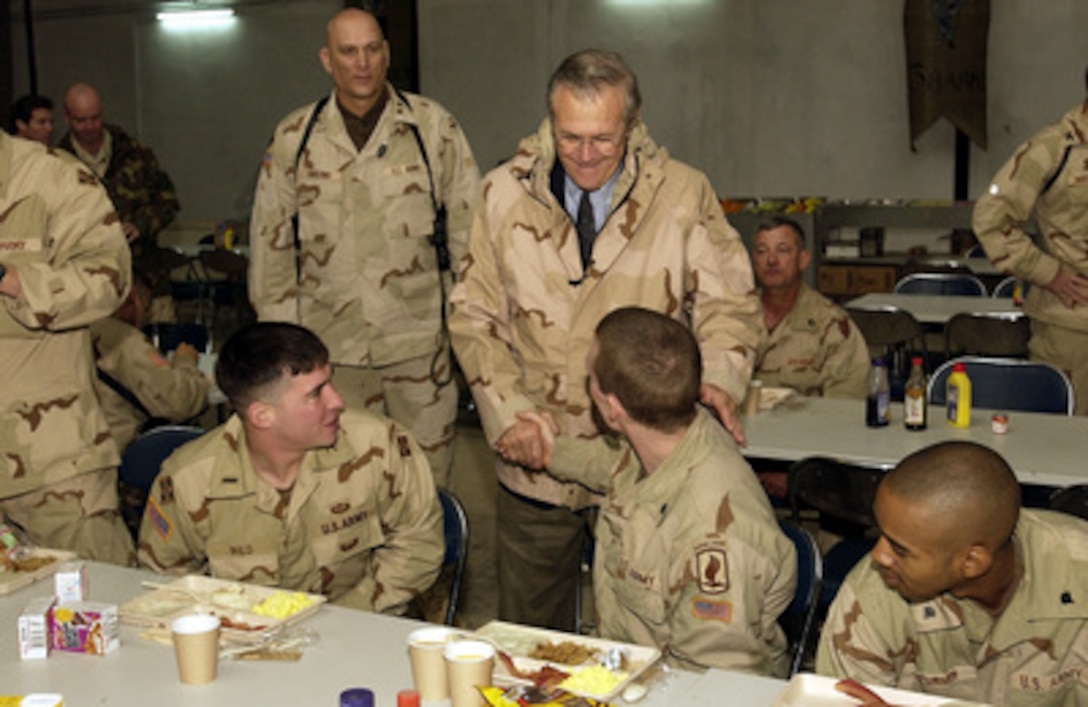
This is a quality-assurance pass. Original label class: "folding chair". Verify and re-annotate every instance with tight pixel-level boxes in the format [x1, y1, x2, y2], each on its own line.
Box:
[992, 275, 1030, 299]
[787, 457, 886, 611]
[928, 356, 1074, 415]
[846, 306, 927, 392]
[944, 312, 1030, 359]
[437, 489, 469, 626]
[893, 272, 986, 297]
[777, 520, 822, 676]
[1049, 485, 1088, 521]
[118, 425, 205, 539]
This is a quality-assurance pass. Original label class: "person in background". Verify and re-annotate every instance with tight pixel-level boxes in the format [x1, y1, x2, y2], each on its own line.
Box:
[528, 307, 795, 674]
[91, 271, 208, 452]
[817, 440, 1088, 705]
[973, 66, 1088, 415]
[750, 216, 870, 498]
[448, 48, 762, 631]
[58, 82, 179, 252]
[0, 130, 134, 565]
[137, 322, 444, 614]
[248, 8, 480, 490]
[7, 94, 54, 145]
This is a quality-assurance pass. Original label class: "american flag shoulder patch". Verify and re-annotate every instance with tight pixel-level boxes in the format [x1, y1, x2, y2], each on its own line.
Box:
[146, 496, 172, 542]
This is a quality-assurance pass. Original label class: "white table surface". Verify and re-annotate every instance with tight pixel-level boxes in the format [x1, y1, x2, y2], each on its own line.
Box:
[846, 293, 1022, 325]
[743, 396, 1086, 488]
[0, 563, 787, 706]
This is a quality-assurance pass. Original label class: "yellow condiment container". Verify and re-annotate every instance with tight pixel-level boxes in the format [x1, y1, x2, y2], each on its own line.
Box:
[946, 363, 972, 428]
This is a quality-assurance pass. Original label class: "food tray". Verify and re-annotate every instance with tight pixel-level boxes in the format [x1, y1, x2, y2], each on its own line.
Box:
[0, 549, 76, 595]
[771, 673, 990, 706]
[119, 575, 325, 641]
[474, 620, 660, 702]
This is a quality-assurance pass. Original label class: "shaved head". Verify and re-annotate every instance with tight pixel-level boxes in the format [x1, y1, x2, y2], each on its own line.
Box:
[883, 441, 1020, 548]
[63, 82, 105, 151]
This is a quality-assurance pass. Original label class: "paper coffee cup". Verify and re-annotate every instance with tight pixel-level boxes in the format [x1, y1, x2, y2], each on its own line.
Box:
[171, 613, 221, 685]
[443, 639, 495, 707]
[408, 626, 454, 702]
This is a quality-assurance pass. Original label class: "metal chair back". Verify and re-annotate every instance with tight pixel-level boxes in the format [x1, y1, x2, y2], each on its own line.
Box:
[787, 457, 886, 611]
[927, 356, 1074, 415]
[1049, 485, 1088, 521]
[992, 275, 1030, 299]
[118, 425, 204, 539]
[893, 272, 986, 297]
[437, 489, 469, 626]
[846, 306, 927, 383]
[777, 520, 822, 676]
[944, 312, 1030, 359]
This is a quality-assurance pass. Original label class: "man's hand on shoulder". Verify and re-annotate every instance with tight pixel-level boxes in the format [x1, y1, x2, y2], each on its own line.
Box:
[700, 382, 746, 446]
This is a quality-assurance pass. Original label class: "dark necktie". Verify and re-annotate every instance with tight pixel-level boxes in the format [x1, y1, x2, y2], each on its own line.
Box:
[576, 190, 596, 271]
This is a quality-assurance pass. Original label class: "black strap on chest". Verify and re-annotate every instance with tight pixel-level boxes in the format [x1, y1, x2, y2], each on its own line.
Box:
[1041, 143, 1073, 196]
[290, 90, 452, 387]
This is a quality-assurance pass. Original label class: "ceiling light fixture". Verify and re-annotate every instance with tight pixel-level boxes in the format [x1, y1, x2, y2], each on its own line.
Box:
[156, 8, 236, 29]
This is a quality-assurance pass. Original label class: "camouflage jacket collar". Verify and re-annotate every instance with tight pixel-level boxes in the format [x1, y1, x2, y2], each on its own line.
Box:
[1058, 101, 1088, 147]
[510, 117, 669, 214]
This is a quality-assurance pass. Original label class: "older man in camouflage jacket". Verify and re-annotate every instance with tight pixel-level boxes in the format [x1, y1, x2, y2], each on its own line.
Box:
[137, 322, 444, 614]
[58, 83, 179, 251]
[449, 49, 762, 630]
[0, 131, 134, 565]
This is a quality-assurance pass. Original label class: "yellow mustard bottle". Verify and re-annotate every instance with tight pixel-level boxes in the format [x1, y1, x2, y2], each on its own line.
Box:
[946, 362, 972, 428]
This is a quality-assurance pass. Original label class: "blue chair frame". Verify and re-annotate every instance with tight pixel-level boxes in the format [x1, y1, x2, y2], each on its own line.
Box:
[992, 275, 1030, 299]
[927, 356, 1074, 415]
[893, 272, 986, 297]
[437, 489, 469, 626]
[118, 425, 204, 539]
[778, 520, 822, 676]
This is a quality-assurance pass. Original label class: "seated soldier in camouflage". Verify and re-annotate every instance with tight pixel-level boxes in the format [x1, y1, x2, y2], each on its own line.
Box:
[91, 271, 208, 453]
[137, 322, 444, 614]
[518, 307, 796, 676]
[817, 441, 1088, 706]
[750, 216, 870, 498]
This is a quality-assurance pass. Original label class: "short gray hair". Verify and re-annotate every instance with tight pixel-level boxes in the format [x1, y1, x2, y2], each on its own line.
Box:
[547, 49, 641, 128]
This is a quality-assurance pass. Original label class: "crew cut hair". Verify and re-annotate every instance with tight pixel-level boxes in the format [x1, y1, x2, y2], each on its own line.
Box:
[593, 307, 700, 432]
[215, 322, 329, 412]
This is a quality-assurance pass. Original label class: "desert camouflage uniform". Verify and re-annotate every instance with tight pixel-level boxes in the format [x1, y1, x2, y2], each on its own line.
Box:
[249, 86, 480, 488]
[755, 283, 869, 399]
[448, 117, 762, 628]
[554, 410, 794, 676]
[0, 133, 133, 564]
[90, 316, 209, 451]
[816, 510, 1088, 706]
[137, 409, 444, 614]
[58, 124, 179, 249]
[973, 102, 1088, 414]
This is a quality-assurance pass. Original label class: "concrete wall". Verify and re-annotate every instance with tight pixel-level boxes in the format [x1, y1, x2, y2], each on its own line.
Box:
[9, 0, 1088, 224]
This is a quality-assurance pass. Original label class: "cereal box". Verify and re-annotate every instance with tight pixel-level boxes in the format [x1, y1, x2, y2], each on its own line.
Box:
[50, 602, 119, 656]
[53, 561, 87, 603]
[18, 596, 55, 660]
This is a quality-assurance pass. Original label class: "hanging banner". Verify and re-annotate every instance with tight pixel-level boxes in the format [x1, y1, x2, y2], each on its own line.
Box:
[904, 0, 989, 150]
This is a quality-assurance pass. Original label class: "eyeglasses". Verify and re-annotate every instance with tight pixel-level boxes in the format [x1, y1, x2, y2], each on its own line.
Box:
[555, 131, 626, 156]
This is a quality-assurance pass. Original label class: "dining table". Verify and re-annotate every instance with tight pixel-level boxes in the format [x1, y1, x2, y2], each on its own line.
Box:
[845, 293, 1022, 325]
[0, 562, 790, 706]
[743, 396, 1087, 489]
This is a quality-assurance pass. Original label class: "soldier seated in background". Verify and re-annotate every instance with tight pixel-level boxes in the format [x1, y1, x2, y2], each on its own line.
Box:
[92, 271, 209, 453]
[516, 307, 796, 676]
[817, 441, 1088, 706]
[137, 322, 444, 614]
[750, 216, 870, 497]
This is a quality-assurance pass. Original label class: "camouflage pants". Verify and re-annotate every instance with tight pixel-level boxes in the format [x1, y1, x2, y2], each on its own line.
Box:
[0, 469, 135, 566]
[333, 349, 457, 489]
[1028, 320, 1088, 415]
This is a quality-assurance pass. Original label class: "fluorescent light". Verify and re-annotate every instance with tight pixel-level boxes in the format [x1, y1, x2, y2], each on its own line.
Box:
[156, 8, 236, 29]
